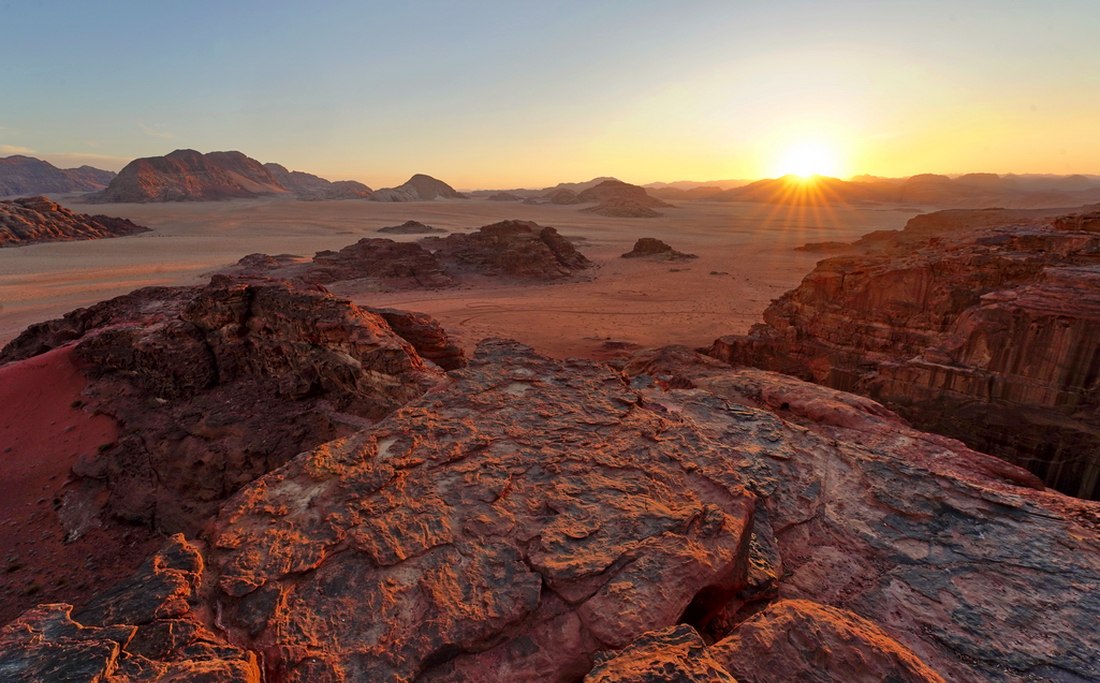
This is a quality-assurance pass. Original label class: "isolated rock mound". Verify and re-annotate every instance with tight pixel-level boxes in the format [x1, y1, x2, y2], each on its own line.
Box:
[0, 195, 148, 246]
[621, 237, 697, 260]
[369, 173, 466, 201]
[707, 204, 1100, 499]
[376, 219, 447, 234]
[0, 155, 115, 196]
[423, 219, 592, 280]
[89, 149, 289, 202]
[0, 277, 456, 625]
[263, 162, 372, 199]
[577, 179, 672, 217]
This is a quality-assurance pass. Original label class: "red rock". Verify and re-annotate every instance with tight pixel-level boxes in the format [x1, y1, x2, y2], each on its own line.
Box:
[89, 149, 289, 202]
[263, 162, 372, 199]
[584, 625, 737, 682]
[708, 205, 1100, 499]
[0, 536, 260, 682]
[621, 238, 697, 260]
[204, 340, 755, 681]
[423, 219, 592, 280]
[0, 196, 148, 247]
[710, 599, 945, 683]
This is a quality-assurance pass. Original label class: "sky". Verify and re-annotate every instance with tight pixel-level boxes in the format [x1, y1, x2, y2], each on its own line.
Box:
[2, 0, 1099, 189]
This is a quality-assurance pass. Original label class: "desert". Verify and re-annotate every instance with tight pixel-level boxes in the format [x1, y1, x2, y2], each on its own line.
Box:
[3, 2, 1100, 681]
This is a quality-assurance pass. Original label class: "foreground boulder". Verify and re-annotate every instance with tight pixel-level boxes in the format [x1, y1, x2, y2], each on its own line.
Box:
[0, 196, 148, 247]
[2, 341, 1097, 681]
[423, 219, 592, 280]
[0, 536, 259, 682]
[708, 204, 1100, 499]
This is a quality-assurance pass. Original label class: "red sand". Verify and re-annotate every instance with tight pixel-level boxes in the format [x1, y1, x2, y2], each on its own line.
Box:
[0, 345, 159, 623]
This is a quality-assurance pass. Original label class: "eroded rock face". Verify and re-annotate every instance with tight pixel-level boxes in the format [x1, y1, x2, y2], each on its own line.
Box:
[708, 206, 1100, 499]
[262, 163, 372, 200]
[0, 536, 260, 683]
[204, 340, 756, 682]
[710, 600, 945, 683]
[620, 346, 1099, 682]
[0, 196, 149, 247]
[1, 277, 449, 535]
[423, 219, 592, 280]
[2, 341, 1097, 682]
[621, 238, 697, 261]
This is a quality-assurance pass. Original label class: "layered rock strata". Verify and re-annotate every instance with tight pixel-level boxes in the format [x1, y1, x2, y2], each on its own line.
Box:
[708, 206, 1100, 499]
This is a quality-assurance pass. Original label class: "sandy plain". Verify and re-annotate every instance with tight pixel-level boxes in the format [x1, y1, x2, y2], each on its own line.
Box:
[0, 197, 918, 357]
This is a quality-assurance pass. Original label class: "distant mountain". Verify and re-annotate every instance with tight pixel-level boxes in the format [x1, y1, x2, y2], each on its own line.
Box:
[369, 174, 466, 202]
[576, 179, 671, 208]
[540, 177, 619, 194]
[89, 149, 288, 202]
[263, 163, 372, 200]
[644, 179, 750, 191]
[0, 155, 116, 197]
[0, 195, 148, 247]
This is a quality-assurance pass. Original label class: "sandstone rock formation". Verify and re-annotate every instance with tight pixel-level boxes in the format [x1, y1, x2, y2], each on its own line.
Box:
[263, 162, 373, 199]
[376, 219, 447, 234]
[0, 155, 115, 197]
[487, 191, 522, 201]
[423, 219, 592, 280]
[88, 149, 289, 202]
[1, 341, 1097, 681]
[369, 173, 466, 201]
[576, 179, 672, 217]
[621, 237, 697, 260]
[0, 277, 454, 622]
[0, 536, 259, 682]
[708, 205, 1100, 499]
[0, 196, 149, 246]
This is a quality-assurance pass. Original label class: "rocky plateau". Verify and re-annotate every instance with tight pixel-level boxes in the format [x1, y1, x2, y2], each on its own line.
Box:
[0, 336, 1096, 681]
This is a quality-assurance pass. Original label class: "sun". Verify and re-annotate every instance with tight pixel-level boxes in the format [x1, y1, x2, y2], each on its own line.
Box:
[774, 141, 843, 180]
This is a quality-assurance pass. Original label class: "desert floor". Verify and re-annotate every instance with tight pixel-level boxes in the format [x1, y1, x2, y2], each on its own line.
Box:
[0, 197, 919, 357]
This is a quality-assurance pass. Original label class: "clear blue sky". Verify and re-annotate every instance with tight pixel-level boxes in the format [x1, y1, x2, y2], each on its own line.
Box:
[2, 0, 1099, 187]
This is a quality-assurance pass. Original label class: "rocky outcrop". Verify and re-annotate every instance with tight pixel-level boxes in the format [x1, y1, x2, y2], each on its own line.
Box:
[88, 149, 289, 202]
[307, 239, 455, 289]
[0, 155, 115, 196]
[0, 536, 259, 682]
[263, 162, 372, 199]
[376, 219, 447, 234]
[423, 219, 592, 280]
[201, 340, 758, 681]
[707, 205, 1100, 500]
[487, 191, 522, 201]
[369, 173, 466, 201]
[0, 196, 148, 247]
[2, 341, 1098, 681]
[621, 237, 697, 260]
[1, 277, 450, 538]
[364, 307, 467, 370]
[576, 179, 672, 217]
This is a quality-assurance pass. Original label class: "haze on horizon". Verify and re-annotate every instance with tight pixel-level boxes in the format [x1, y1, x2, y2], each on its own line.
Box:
[3, 0, 1099, 189]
